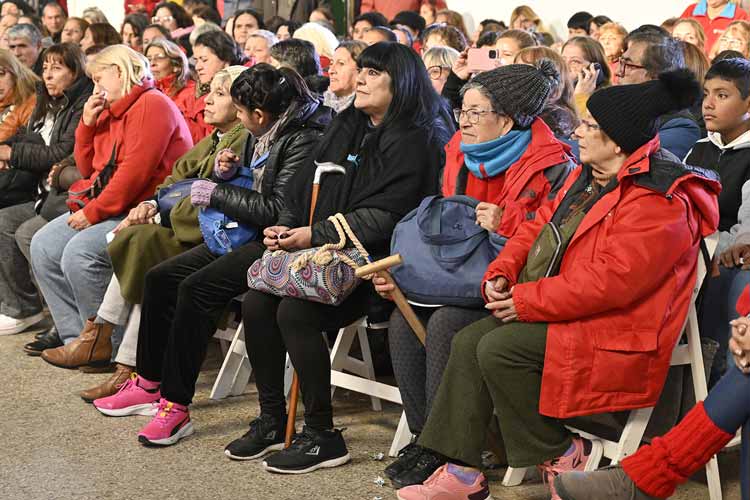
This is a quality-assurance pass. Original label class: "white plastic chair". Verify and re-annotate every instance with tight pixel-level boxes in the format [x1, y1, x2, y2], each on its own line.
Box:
[502, 234, 724, 500]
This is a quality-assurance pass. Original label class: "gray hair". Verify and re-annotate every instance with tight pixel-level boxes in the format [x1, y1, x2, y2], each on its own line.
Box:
[249, 29, 279, 48]
[190, 22, 222, 47]
[7, 23, 41, 46]
[460, 80, 504, 116]
[423, 46, 459, 69]
[82, 6, 108, 25]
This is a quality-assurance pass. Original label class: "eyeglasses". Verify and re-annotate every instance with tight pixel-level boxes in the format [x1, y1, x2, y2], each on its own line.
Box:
[152, 15, 174, 24]
[427, 65, 447, 80]
[147, 55, 169, 63]
[453, 108, 497, 124]
[618, 58, 646, 74]
[719, 37, 747, 49]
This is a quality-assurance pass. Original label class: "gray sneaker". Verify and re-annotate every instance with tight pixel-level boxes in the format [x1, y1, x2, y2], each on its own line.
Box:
[554, 465, 659, 500]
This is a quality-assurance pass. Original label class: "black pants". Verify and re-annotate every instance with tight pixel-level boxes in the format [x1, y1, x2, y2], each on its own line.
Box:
[242, 283, 371, 430]
[136, 241, 265, 406]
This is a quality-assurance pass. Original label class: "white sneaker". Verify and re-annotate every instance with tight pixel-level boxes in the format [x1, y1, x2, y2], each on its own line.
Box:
[0, 313, 46, 336]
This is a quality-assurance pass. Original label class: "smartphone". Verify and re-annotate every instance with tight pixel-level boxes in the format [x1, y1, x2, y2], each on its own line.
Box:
[467, 48, 500, 73]
[592, 62, 606, 87]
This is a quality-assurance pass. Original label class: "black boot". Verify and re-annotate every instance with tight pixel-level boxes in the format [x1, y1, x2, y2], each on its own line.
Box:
[384, 437, 423, 480]
[391, 447, 447, 489]
[24, 326, 62, 356]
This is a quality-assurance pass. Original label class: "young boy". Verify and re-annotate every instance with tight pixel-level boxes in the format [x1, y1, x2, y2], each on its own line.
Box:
[687, 57, 750, 386]
[567, 11, 593, 38]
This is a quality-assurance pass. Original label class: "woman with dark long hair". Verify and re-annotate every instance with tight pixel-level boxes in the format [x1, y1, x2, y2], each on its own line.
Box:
[221, 42, 455, 474]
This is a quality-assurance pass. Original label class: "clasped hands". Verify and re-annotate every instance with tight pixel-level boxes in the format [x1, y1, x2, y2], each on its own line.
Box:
[485, 276, 517, 323]
[263, 225, 312, 251]
[730, 316, 750, 374]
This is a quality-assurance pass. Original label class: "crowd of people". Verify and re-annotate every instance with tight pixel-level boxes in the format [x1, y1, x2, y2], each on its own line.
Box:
[0, 1, 748, 499]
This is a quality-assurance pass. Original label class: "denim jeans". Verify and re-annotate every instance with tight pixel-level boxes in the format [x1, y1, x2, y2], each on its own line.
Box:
[704, 365, 750, 500]
[700, 266, 750, 386]
[30, 213, 121, 344]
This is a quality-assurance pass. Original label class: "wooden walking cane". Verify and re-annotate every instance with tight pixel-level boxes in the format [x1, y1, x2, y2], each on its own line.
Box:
[285, 163, 345, 447]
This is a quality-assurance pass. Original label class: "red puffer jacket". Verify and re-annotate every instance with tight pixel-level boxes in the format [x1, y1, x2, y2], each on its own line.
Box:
[180, 85, 213, 145]
[74, 80, 194, 224]
[483, 137, 721, 418]
[442, 118, 574, 237]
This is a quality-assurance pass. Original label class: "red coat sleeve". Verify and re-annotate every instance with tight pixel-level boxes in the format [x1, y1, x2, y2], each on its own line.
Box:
[74, 120, 96, 178]
[512, 191, 698, 323]
[82, 96, 184, 224]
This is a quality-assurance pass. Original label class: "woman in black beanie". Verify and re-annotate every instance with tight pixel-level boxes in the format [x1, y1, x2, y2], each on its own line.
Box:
[395, 70, 722, 500]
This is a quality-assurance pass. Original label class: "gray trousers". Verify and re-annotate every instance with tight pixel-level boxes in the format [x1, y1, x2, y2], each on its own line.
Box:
[0, 202, 47, 318]
[30, 213, 121, 344]
[388, 305, 489, 434]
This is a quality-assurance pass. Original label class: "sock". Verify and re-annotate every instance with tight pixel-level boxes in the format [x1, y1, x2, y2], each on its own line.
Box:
[137, 375, 160, 391]
[622, 402, 734, 498]
[447, 463, 480, 485]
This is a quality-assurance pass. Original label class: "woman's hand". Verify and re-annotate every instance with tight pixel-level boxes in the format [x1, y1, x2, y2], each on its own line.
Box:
[574, 63, 599, 96]
[720, 244, 750, 269]
[484, 277, 510, 302]
[113, 202, 157, 233]
[263, 225, 290, 250]
[484, 277, 517, 322]
[278, 226, 312, 251]
[453, 48, 471, 81]
[82, 91, 107, 127]
[475, 202, 504, 232]
[47, 162, 63, 186]
[215, 149, 240, 179]
[373, 275, 395, 301]
[730, 316, 750, 374]
[0, 144, 12, 161]
[67, 210, 92, 231]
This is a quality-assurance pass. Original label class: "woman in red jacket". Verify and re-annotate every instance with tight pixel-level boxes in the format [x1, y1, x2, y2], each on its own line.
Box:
[31, 44, 192, 370]
[375, 61, 574, 489]
[393, 70, 721, 500]
[146, 38, 198, 141]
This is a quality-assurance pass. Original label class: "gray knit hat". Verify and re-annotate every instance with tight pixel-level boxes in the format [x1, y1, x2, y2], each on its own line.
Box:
[468, 60, 559, 128]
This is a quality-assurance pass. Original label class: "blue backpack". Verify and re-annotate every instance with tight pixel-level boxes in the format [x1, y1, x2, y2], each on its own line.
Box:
[199, 166, 258, 255]
[390, 195, 507, 307]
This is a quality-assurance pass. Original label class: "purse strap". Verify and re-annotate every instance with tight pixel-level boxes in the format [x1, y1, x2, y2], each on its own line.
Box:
[289, 213, 372, 274]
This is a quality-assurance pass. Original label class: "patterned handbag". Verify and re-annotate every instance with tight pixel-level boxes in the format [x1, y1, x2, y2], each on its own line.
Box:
[247, 213, 371, 306]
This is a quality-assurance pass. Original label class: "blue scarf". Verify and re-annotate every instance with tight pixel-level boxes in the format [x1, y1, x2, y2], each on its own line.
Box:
[460, 129, 532, 179]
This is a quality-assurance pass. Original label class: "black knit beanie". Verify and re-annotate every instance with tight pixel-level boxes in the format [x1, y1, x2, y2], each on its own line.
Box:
[469, 60, 559, 128]
[586, 69, 701, 154]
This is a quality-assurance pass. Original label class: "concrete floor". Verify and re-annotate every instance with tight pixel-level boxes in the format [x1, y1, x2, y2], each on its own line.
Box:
[0, 325, 743, 500]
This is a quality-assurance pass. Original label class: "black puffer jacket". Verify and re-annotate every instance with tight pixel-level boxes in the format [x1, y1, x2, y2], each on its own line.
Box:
[208, 98, 333, 228]
[0, 75, 93, 209]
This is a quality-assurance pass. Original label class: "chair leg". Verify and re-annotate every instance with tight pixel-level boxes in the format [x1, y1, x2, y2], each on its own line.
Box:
[502, 467, 529, 487]
[210, 322, 251, 400]
[389, 411, 412, 457]
[357, 326, 382, 411]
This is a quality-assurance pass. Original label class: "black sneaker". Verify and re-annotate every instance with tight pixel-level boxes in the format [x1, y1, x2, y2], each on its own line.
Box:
[384, 440, 423, 480]
[262, 426, 350, 474]
[224, 414, 286, 460]
[391, 447, 446, 489]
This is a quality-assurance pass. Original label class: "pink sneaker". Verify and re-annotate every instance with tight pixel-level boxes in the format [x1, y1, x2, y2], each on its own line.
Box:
[538, 437, 603, 500]
[137, 398, 194, 446]
[396, 464, 492, 500]
[93, 373, 160, 417]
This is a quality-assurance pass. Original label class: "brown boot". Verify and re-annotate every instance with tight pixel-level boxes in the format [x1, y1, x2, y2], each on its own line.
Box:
[80, 363, 134, 403]
[41, 319, 113, 369]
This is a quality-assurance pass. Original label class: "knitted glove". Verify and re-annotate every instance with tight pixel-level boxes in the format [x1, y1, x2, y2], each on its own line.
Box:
[190, 180, 218, 207]
[214, 148, 240, 180]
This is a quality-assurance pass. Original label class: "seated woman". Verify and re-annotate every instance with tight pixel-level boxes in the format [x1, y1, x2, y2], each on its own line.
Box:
[0, 43, 93, 337]
[243, 29, 278, 66]
[91, 64, 334, 446]
[0, 50, 37, 146]
[562, 36, 612, 116]
[60, 17, 89, 46]
[394, 70, 721, 500]
[121, 13, 148, 53]
[556, 306, 749, 500]
[375, 61, 574, 489]
[31, 45, 192, 369]
[323, 40, 366, 113]
[76, 66, 248, 401]
[146, 39, 198, 141]
[80, 23, 123, 53]
[423, 46, 459, 96]
[187, 30, 247, 143]
[222, 42, 454, 474]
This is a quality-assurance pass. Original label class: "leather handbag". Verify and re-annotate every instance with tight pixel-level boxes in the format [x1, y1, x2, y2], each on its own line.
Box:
[66, 145, 117, 212]
[390, 195, 507, 307]
[247, 213, 370, 306]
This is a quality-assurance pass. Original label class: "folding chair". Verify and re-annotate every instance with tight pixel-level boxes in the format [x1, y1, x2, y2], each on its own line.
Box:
[503, 235, 725, 500]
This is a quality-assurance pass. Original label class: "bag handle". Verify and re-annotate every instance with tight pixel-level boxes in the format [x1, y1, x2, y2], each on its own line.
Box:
[289, 213, 372, 275]
[417, 195, 485, 245]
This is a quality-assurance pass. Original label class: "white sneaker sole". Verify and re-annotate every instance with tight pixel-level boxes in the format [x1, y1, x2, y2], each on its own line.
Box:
[397, 492, 492, 500]
[95, 402, 158, 417]
[139, 421, 194, 446]
[262, 453, 351, 474]
[0, 313, 46, 336]
[225, 442, 285, 461]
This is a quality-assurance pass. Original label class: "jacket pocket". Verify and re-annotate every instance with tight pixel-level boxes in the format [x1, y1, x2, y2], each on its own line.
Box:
[590, 328, 658, 394]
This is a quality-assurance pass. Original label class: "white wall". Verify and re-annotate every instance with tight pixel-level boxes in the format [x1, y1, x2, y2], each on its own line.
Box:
[447, 1, 690, 39]
[67, 0, 124, 32]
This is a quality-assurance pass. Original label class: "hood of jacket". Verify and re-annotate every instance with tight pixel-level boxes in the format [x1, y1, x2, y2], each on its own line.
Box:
[705, 129, 750, 151]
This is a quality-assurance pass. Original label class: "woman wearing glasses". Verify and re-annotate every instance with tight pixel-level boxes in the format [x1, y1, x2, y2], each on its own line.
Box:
[374, 61, 574, 489]
[151, 1, 194, 56]
[422, 45, 458, 95]
[710, 20, 750, 59]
